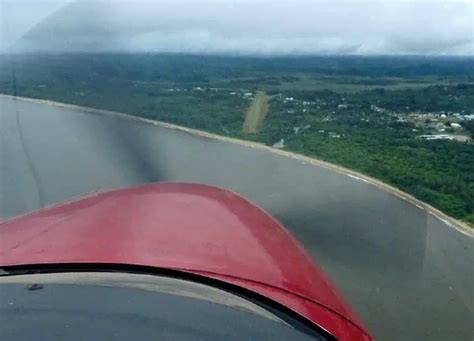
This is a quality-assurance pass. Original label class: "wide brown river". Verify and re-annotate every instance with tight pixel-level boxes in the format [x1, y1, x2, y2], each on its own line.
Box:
[1, 96, 473, 340]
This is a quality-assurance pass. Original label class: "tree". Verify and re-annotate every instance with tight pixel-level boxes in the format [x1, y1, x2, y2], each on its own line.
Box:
[461, 121, 474, 138]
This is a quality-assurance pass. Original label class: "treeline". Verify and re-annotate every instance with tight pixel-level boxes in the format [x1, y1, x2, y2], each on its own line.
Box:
[355, 84, 474, 113]
[1, 54, 474, 85]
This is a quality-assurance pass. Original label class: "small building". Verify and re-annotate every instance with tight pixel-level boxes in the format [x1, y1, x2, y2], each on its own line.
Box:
[272, 139, 285, 149]
[293, 125, 311, 134]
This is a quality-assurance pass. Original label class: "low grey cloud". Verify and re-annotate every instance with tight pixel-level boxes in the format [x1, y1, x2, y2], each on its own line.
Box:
[2, 0, 473, 55]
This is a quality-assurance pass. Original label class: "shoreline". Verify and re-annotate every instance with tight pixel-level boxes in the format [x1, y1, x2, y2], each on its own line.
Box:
[2, 93, 472, 237]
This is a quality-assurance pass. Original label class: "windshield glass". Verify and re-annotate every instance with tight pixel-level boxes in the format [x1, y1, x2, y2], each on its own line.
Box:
[0, 272, 326, 340]
[0, 1, 473, 341]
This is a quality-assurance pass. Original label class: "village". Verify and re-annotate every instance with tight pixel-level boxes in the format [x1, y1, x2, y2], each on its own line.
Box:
[184, 86, 473, 144]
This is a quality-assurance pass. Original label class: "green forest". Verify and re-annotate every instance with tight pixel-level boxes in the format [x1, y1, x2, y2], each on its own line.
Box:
[1, 54, 473, 225]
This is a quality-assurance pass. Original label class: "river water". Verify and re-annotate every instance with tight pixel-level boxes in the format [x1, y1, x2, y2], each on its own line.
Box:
[1, 96, 473, 340]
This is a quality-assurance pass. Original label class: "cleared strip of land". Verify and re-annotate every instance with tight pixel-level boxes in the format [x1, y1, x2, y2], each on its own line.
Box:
[243, 91, 270, 134]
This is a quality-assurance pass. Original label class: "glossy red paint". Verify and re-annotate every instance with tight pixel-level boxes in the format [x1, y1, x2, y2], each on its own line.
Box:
[0, 182, 372, 340]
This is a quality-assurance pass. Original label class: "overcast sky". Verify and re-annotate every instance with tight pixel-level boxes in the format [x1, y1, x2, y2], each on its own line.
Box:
[1, 0, 473, 55]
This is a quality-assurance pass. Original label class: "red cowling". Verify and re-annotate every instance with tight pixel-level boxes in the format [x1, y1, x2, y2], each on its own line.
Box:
[0, 182, 372, 340]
